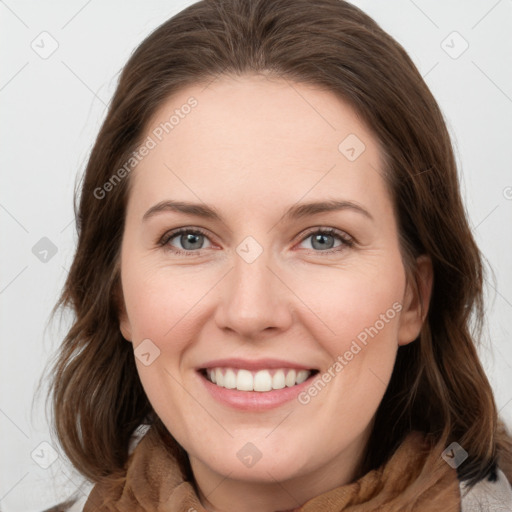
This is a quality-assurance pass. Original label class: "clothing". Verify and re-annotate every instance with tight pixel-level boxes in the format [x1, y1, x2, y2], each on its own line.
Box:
[460, 468, 512, 511]
[76, 425, 512, 511]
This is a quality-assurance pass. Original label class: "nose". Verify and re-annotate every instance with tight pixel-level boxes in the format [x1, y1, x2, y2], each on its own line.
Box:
[214, 247, 293, 339]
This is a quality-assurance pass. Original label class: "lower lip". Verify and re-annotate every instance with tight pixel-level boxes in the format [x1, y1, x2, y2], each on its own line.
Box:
[198, 370, 317, 411]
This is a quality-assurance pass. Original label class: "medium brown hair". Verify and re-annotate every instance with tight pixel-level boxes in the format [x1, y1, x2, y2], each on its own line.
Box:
[47, 0, 512, 490]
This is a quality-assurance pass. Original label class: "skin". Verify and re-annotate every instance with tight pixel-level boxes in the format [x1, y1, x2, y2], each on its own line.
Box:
[118, 74, 433, 512]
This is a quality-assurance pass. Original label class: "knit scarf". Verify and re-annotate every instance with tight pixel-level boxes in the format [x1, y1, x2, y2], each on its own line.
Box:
[83, 427, 461, 511]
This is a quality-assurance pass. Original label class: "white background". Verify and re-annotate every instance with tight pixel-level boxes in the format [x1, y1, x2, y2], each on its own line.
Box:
[1, 1, 511, 510]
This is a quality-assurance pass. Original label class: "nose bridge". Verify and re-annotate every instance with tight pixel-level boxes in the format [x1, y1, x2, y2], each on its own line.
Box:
[215, 240, 292, 336]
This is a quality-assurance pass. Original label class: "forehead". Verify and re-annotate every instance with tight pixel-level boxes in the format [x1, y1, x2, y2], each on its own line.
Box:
[128, 74, 390, 221]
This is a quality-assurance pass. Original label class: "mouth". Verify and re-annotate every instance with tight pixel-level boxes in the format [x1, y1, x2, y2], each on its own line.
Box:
[198, 367, 320, 392]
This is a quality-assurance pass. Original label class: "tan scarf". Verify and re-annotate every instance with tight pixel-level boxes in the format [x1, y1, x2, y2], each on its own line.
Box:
[84, 427, 461, 511]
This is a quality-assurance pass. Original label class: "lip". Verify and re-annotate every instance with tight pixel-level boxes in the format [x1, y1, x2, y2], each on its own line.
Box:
[198, 358, 317, 372]
[197, 365, 319, 411]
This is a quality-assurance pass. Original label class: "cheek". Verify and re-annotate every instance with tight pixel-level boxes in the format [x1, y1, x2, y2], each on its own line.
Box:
[288, 258, 405, 355]
[121, 260, 214, 350]
[288, 257, 404, 414]
[120, 261, 207, 431]
[291, 271, 403, 453]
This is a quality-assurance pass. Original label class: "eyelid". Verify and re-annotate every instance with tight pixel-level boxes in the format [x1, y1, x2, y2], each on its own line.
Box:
[296, 226, 354, 244]
[157, 227, 214, 254]
[157, 225, 355, 255]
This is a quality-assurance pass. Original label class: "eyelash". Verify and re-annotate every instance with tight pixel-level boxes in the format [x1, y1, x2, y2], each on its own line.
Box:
[157, 226, 355, 257]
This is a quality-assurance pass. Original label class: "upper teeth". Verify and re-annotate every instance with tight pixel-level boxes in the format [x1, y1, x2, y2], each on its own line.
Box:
[206, 368, 312, 392]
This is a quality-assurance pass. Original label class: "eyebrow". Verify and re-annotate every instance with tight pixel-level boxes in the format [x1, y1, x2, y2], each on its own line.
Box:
[142, 199, 374, 223]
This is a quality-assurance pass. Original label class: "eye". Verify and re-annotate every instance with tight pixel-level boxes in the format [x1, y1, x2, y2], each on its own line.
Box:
[158, 226, 354, 256]
[158, 228, 213, 256]
[297, 227, 354, 254]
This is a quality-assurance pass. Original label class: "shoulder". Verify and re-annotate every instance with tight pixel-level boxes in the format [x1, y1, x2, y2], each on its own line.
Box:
[460, 467, 512, 511]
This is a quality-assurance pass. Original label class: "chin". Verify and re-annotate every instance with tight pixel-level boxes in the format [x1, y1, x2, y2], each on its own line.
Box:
[198, 443, 312, 482]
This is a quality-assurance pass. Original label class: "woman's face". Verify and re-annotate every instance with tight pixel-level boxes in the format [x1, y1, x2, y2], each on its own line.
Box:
[119, 74, 430, 493]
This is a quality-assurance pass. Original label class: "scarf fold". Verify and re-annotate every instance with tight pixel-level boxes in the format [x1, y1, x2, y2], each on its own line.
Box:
[84, 427, 460, 512]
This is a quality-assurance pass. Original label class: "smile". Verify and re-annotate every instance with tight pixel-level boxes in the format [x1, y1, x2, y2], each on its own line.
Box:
[197, 358, 321, 410]
[203, 367, 318, 392]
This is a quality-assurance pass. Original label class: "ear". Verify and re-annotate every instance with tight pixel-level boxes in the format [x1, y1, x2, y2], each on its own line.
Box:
[113, 281, 133, 342]
[397, 255, 433, 346]
[119, 303, 133, 342]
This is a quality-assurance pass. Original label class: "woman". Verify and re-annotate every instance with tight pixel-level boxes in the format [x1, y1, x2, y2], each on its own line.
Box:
[48, 0, 512, 510]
